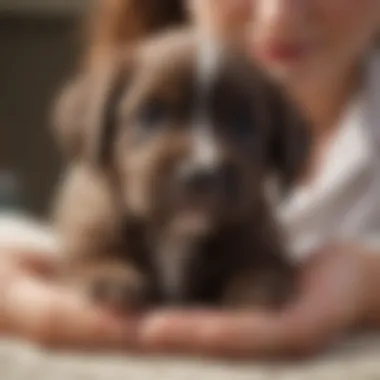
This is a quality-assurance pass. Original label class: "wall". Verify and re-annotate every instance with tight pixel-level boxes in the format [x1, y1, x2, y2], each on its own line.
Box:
[0, 10, 82, 216]
[0, 0, 89, 14]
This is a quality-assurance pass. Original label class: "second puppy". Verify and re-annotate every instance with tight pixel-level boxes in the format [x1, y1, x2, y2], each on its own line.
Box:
[52, 30, 311, 310]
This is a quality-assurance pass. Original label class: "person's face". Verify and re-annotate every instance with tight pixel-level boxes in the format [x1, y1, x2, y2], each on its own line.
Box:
[189, 0, 380, 89]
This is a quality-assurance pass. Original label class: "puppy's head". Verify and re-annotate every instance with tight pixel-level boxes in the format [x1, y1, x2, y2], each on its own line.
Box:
[53, 30, 311, 236]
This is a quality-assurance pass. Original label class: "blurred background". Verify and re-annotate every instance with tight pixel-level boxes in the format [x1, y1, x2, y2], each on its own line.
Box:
[0, 0, 91, 217]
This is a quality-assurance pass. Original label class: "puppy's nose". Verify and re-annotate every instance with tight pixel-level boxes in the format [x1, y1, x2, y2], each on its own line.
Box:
[184, 168, 220, 193]
[180, 164, 236, 196]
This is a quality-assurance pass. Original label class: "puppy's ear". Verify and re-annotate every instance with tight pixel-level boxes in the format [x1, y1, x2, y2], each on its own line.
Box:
[51, 75, 89, 160]
[266, 83, 312, 194]
[51, 56, 130, 166]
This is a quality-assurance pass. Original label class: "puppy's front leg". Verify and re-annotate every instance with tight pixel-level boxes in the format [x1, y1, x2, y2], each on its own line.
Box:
[53, 165, 150, 311]
[155, 236, 196, 305]
[67, 257, 149, 312]
[221, 206, 297, 309]
[222, 263, 295, 309]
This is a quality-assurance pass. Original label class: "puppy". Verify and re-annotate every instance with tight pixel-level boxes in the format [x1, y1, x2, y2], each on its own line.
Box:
[52, 30, 311, 311]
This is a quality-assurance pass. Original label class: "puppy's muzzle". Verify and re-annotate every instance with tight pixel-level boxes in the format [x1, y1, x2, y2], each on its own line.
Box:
[177, 161, 240, 204]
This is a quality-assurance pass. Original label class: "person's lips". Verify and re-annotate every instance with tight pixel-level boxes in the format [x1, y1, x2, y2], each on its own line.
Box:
[256, 41, 311, 64]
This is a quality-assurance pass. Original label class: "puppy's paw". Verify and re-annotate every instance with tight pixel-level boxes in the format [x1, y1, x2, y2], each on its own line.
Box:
[223, 267, 295, 309]
[74, 261, 149, 312]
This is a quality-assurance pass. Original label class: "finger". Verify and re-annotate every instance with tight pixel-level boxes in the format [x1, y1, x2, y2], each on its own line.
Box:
[0, 249, 60, 277]
[140, 309, 306, 358]
[1, 275, 140, 349]
[0, 242, 62, 277]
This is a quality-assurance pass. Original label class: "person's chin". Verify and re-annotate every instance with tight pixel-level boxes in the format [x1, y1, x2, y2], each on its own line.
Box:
[262, 62, 311, 86]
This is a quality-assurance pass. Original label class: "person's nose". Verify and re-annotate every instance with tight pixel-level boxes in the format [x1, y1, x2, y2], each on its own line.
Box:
[253, 0, 309, 35]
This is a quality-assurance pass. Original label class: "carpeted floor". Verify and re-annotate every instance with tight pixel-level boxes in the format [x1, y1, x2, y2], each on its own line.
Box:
[1, 334, 380, 380]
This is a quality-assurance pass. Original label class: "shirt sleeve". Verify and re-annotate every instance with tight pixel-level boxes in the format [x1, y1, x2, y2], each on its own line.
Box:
[0, 212, 60, 257]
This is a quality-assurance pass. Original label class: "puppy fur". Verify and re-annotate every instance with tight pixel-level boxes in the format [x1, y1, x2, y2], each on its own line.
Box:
[52, 29, 311, 311]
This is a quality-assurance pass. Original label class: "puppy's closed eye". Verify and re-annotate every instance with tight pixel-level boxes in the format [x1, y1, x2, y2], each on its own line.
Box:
[225, 104, 257, 147]
[140, 99, 169, 124]
[136, 98, 171, 136]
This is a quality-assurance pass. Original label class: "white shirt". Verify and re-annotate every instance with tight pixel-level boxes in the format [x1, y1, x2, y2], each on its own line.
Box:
[280, 51, 380, 262]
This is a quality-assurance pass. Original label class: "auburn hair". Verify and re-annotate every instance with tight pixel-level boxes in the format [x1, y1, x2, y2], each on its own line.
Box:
[83, 0, 187, 69]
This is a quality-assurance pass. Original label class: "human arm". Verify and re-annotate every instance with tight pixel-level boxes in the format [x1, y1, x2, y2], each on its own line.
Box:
[139, 243, 380, 358]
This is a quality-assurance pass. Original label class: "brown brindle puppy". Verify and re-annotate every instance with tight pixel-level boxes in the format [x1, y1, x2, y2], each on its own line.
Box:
[52, 30, 311, 311]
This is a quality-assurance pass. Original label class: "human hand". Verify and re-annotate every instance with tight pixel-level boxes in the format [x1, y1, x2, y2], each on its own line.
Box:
[2, 231, 378, 358]
[0, 246, 139, 350]
[139, 244, 378, 358]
